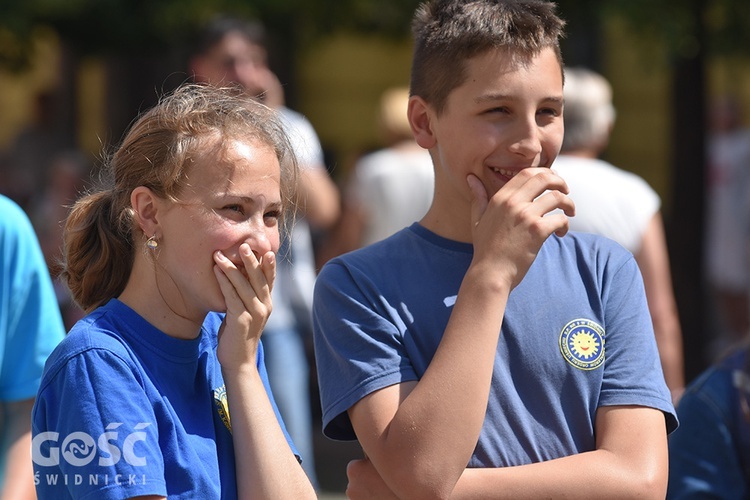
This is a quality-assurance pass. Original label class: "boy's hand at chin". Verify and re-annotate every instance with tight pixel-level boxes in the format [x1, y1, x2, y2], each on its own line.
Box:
[467, 168, 575, 289]
[211, 245, 276, 370]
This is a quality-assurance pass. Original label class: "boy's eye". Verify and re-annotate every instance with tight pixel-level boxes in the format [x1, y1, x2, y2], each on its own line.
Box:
[538, 107, 560, 116]
[486, 106, 510, 115]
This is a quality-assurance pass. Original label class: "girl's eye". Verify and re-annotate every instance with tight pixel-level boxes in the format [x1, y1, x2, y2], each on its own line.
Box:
[223, 204, 245, 215]
[264, 210, 281, 224]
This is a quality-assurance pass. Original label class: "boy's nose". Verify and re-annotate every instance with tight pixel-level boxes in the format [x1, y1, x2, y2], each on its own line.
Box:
[508, 119, 543, 158]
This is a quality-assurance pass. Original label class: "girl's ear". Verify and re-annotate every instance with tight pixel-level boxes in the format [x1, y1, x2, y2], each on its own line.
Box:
[131, 186, 161, 239]
[408, 95, 437, 150]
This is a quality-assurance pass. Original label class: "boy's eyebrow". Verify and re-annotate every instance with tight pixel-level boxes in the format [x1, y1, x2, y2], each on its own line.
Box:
[474, 94, 564, 105]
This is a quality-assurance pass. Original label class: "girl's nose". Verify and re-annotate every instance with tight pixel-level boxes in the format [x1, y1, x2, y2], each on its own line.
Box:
[244, 225, 275, 259]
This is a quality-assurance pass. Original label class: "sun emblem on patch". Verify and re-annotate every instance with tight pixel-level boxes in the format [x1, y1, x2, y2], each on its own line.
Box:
[213, 385, 232, 433]
[559, 319, 605, 370]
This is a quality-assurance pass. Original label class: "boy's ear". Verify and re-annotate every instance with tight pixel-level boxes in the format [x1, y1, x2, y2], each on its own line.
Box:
[131, 186, 162, 239]
[408, 95, 437, 149]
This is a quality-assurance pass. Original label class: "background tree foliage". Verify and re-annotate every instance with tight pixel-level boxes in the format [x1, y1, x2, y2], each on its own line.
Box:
[1, 0, 748, 68]
[0, 0, 424, 71]
[1, 0, 748, 380]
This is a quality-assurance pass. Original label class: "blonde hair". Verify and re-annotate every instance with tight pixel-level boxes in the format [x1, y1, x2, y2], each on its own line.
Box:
[62, 83, 298, 312]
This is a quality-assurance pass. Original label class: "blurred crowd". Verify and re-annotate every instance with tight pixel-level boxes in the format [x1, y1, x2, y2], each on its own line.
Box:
[1, 10, 750, 499]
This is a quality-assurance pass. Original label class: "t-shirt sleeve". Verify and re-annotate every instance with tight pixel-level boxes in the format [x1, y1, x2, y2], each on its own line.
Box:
[280, 109, 324, 169]
[32, 348, 167, 499]
[598, 252, 678, 432]
[0, 199, 65, 401]
[620, 173, 660, 254]
[312, 260, 418, 441]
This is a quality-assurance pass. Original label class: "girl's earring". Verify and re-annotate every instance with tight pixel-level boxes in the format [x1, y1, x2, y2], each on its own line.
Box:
[146, 235, 159, 250]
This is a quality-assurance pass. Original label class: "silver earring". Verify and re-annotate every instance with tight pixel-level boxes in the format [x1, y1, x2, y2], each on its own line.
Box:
[146, 235, 159, 250]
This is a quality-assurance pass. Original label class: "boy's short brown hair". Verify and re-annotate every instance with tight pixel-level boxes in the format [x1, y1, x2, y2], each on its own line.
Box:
[410, 0, 566, 114]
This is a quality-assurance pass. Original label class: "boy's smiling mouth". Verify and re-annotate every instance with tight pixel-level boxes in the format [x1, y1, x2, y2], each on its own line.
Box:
[491, 167, 519, 178]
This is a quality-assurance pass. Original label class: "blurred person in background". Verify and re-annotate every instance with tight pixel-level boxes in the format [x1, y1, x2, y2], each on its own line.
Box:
[28, 149, 92, 330]
[704, 94, 750, 357]
[552, 67, 685, 402]
[0, 194, 65, 499]
[3, 91, 71, 211]
[324, 86, 434, 259]
[189, 16, 341, 488]
[667, 338, 750, 498]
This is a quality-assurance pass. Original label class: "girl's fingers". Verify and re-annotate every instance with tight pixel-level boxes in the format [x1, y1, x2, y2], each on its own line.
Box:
[213, 263, 246, 311]
[238, 244, 273, 302]
[260, 251, 276, 295]
[213, 247, 273, 312]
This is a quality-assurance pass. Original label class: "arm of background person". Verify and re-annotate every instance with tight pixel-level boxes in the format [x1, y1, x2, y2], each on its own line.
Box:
[298, 165, 341, 231]
[1, 399, 35, 500]
[634, 212, 685, 403]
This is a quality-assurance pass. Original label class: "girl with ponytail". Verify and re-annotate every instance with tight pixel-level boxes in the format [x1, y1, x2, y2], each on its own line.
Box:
[31, 83, 316, 500]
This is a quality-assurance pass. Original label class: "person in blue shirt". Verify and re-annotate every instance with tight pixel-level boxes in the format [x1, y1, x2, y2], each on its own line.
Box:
[0, 194, 66, 499]
[31, 84, 316, 499]
[668, 343, 750, 498]
[312, 0, 677, 498]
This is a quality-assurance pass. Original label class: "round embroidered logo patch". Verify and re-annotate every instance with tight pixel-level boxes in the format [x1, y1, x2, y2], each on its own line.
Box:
[559, 318, 605, 370]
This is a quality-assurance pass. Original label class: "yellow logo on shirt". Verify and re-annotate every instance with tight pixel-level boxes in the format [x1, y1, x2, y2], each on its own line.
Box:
[213, 385, 232, 433]
[559, 319, 605, 370]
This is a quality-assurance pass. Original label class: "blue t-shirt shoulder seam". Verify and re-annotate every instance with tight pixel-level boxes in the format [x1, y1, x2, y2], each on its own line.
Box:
[38, 324, 144, 397]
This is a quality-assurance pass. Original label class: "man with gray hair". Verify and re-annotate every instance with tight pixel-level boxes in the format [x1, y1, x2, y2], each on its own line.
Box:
[553, 66, 685, 402]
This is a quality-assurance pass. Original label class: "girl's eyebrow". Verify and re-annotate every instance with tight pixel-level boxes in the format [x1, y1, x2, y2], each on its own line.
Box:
[220, 193, 257, 203]
[217, 192, 282, 208]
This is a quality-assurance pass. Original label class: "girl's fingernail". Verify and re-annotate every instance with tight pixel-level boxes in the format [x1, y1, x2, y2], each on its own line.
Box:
[215, 250, 227, 261]
[240, 243, 251, 256]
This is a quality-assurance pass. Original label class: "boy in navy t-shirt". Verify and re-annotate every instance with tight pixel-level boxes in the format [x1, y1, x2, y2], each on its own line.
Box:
[313, 1, 677, 498]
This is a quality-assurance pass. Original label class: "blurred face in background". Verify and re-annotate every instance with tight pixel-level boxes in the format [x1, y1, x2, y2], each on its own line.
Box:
[191, 31, 275, 102]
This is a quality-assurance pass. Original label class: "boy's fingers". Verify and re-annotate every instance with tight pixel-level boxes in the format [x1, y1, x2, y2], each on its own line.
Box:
[467, 174, 489, 226]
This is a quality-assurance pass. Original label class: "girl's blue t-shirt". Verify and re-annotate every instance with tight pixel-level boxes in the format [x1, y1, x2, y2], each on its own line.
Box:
[32, 299, 296, 499]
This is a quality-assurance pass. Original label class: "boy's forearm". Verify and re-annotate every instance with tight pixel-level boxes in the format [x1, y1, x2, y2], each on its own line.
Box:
[452, 407, 668, 499]
[356, 265, 511, 499]
[453, 452, 666, 499]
